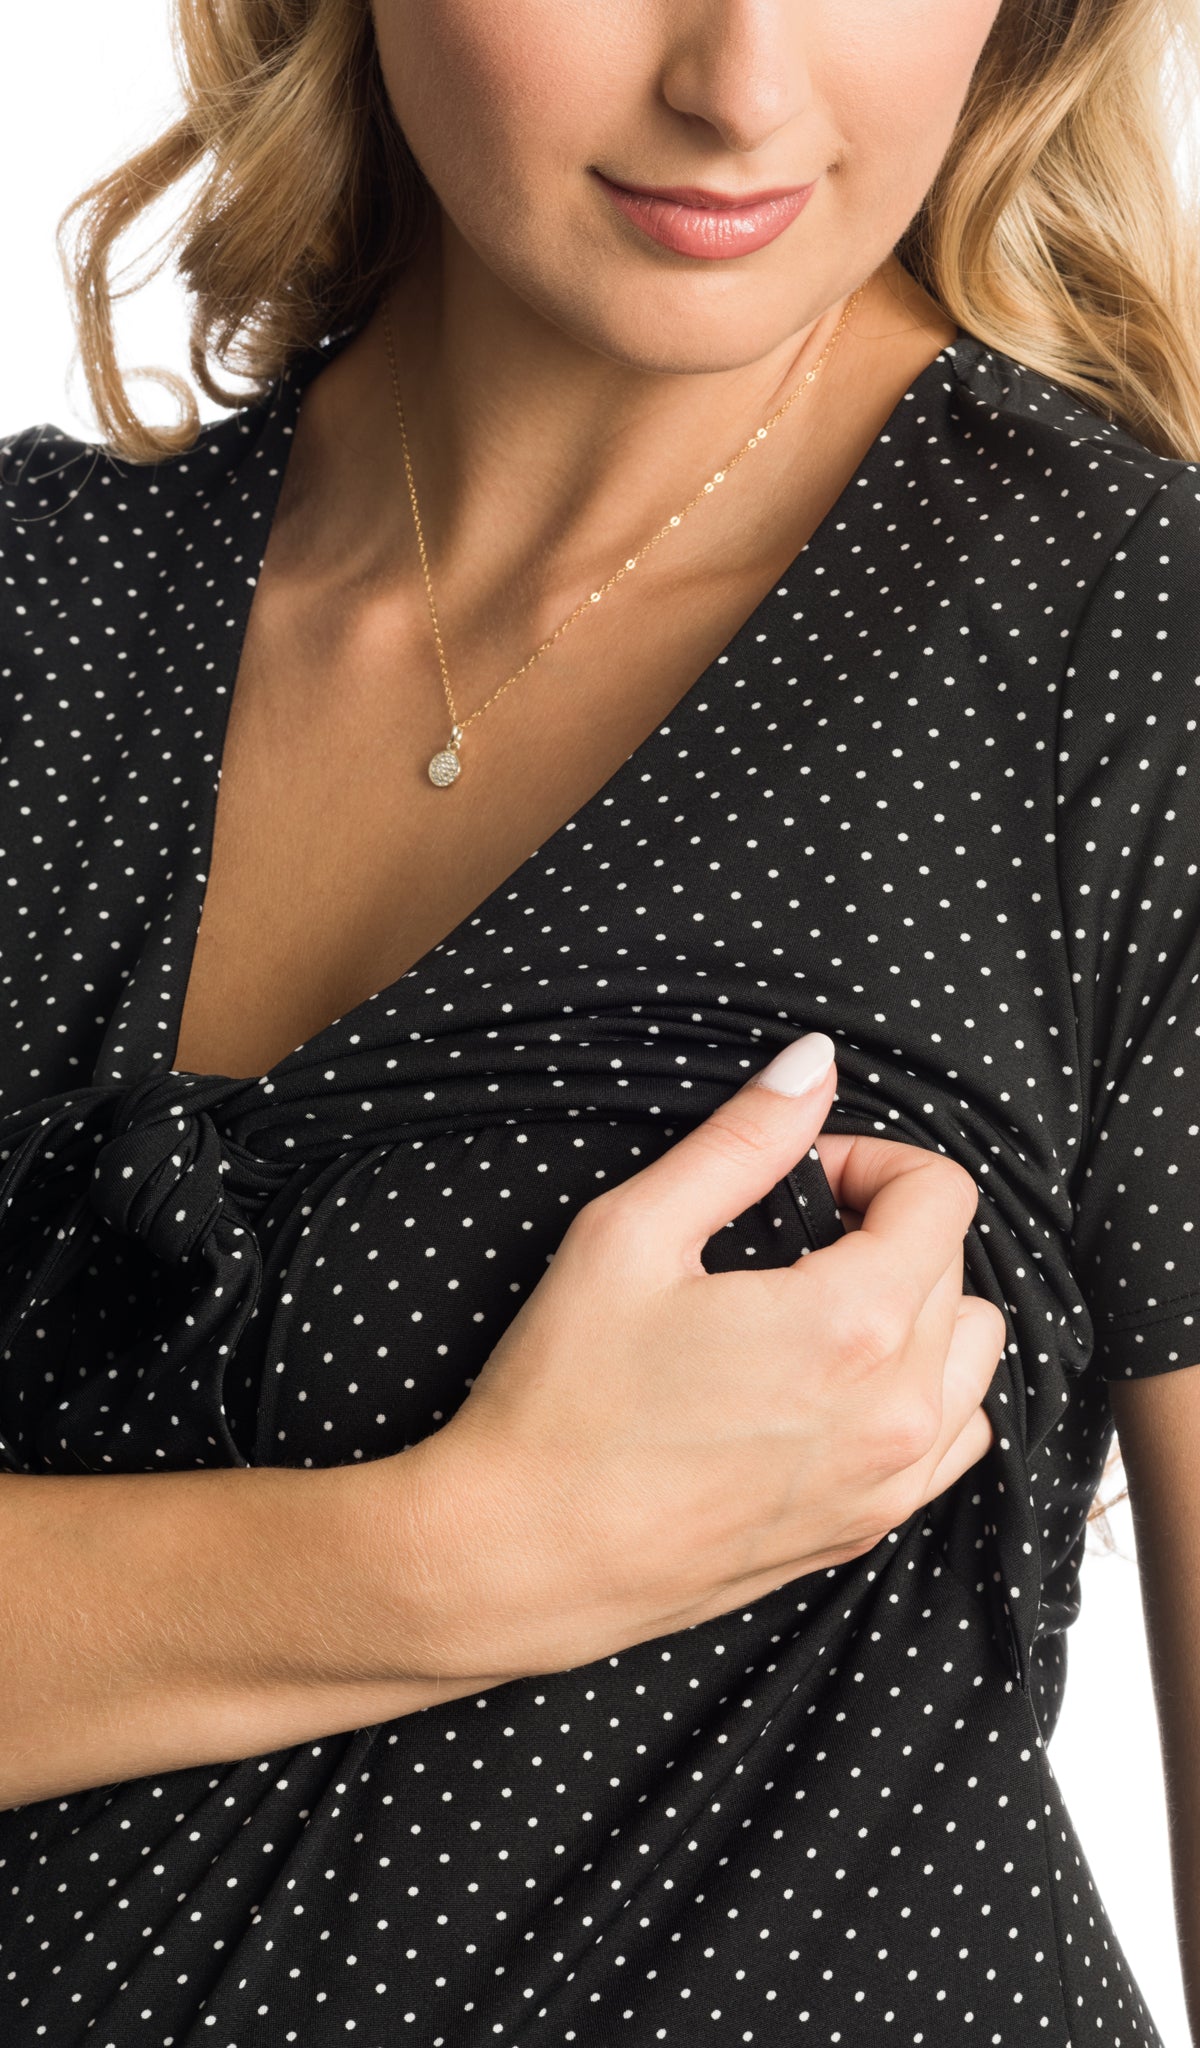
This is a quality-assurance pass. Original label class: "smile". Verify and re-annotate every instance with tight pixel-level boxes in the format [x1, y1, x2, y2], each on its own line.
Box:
[593, 169, 817, 258]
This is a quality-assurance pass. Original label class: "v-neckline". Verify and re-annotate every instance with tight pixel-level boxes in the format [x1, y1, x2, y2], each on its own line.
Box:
[120, 320, 974, 1091]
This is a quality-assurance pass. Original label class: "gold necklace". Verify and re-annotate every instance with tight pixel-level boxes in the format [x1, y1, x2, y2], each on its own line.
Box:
[382, 280, 867, 789]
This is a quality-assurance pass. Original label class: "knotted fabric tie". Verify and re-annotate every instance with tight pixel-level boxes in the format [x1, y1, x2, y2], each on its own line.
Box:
[87, 1075, 232, 1265]
[0, 1070, 292, 1469]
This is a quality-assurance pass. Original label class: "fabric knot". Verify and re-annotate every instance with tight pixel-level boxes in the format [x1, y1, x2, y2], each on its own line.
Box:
[88, 1081, 227, 1265]
[0, 1069, 285, 1472]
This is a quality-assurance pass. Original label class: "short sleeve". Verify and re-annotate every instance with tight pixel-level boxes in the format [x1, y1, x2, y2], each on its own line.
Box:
[1055, 462, 1200, 1378]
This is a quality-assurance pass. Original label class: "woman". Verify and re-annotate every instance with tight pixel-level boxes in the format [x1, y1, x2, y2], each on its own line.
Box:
[1, 1, 1198, 2042]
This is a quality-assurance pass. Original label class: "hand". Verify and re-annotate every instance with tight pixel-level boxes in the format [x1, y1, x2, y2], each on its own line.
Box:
[404, 1034, 1005, 1681]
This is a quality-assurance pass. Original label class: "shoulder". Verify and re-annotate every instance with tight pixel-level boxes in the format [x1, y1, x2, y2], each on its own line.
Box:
[1, 388, 296, 559]
[934, 328, 1196, 555]
[1052, 453, 1200, 830]
[0, 330, 351, 559]
[0, 420, 108, 523]
[0, 379, 305, 760]
[0, 379, 308, 715]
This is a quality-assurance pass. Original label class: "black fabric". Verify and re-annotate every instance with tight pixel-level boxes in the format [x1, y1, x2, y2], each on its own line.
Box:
[1, 324, 1197, 2046]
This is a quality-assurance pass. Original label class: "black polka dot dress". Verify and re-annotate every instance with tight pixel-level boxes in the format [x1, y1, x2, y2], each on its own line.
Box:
[1, 322, 1197, 2048]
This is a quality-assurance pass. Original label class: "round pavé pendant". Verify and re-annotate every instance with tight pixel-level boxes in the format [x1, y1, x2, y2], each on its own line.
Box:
[427, 725, 464, 787]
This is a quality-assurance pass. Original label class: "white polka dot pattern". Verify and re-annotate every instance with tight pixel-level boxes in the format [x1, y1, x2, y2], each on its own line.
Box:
[0, 325, 1195, 2044]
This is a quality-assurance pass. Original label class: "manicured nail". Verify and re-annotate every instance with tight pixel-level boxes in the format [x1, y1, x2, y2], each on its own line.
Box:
[752, 1031, 837, 1097]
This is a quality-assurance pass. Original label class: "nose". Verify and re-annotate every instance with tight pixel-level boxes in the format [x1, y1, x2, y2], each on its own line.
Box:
[658, 0, 816, 160]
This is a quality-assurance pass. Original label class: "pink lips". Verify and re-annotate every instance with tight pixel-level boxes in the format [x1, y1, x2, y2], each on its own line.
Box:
[594, 170, 816, 258]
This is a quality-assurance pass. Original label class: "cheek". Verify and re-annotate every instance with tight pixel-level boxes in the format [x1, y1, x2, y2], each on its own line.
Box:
[373, 1, 609, 221]
[369, 0, 1004, 356]
[825, 0, 1001, 195]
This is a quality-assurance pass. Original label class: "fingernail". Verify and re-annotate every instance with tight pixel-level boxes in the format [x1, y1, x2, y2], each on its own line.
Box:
[752, 1031, 837, 1097]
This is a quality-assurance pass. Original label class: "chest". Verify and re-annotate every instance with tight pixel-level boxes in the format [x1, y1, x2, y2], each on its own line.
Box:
[168, 550, 812, 1079]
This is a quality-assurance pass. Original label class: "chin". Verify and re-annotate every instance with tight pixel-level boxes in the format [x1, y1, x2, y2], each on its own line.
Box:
[521, 254, 838, 377]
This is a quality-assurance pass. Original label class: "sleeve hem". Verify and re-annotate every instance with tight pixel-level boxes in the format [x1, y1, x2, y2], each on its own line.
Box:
[1094, 1296, 1200, 1380]
[1100, 1280, 1200, 1333]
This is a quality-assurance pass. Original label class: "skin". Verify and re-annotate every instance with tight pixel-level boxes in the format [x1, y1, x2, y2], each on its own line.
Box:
[18, 23, 1200, 2004]
[359, 0, 1004, 593]
[9, 0, 1027, 1826]
[172, 0, 1005, 1079]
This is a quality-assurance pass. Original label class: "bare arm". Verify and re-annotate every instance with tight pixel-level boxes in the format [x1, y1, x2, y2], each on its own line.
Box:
[1109, 1366, 1200, 2048]
[0, 1446, 504, 1811]
[0, 1056, 1001, 1816]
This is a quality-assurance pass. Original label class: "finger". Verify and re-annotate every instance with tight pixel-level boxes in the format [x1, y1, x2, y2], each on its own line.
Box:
[826, 1183, 964, 1358]
[913, 1296, 1006, 1503]
[805, 1130, 980, 1322]
[611, 1034, 838, 1264]
[703, 1291, 1000, 1619]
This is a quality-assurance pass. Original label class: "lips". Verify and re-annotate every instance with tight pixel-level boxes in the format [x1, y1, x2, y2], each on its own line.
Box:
[594, 169, 817, 259]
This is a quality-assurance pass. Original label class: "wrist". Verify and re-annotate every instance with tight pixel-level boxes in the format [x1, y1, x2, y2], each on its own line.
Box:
[347, 1429, 536, 1687]
[390, 1413, 653, 1685]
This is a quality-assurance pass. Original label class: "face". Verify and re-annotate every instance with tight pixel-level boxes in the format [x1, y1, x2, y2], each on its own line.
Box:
[371, 0, 1004, 374]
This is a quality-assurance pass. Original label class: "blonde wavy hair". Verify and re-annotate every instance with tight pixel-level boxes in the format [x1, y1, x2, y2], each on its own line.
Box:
[59, 0, 1200, 1541]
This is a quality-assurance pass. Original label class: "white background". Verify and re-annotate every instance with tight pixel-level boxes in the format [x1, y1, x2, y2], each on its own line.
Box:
[0, 8, 1192, 2043]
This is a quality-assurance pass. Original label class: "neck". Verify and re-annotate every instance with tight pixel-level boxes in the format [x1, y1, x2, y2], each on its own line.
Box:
[276, 223, 946, 639]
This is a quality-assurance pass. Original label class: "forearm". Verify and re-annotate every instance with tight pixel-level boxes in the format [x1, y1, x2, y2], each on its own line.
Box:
[0, 1450, 503, 1810]
[1114, 1402, 1200, 2048]
[1169, 1822, 1200, 2048]
[1141, 1586, 1200, 2048]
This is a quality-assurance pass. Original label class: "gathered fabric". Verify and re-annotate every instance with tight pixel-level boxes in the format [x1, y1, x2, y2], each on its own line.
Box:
[1, 322, 1195, 2045]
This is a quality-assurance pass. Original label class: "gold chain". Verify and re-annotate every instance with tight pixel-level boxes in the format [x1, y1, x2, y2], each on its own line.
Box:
[381, 280, 867, 788]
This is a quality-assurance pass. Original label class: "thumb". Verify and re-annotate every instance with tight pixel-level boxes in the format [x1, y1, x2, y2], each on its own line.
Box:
[621, 1032, 838, 1263]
